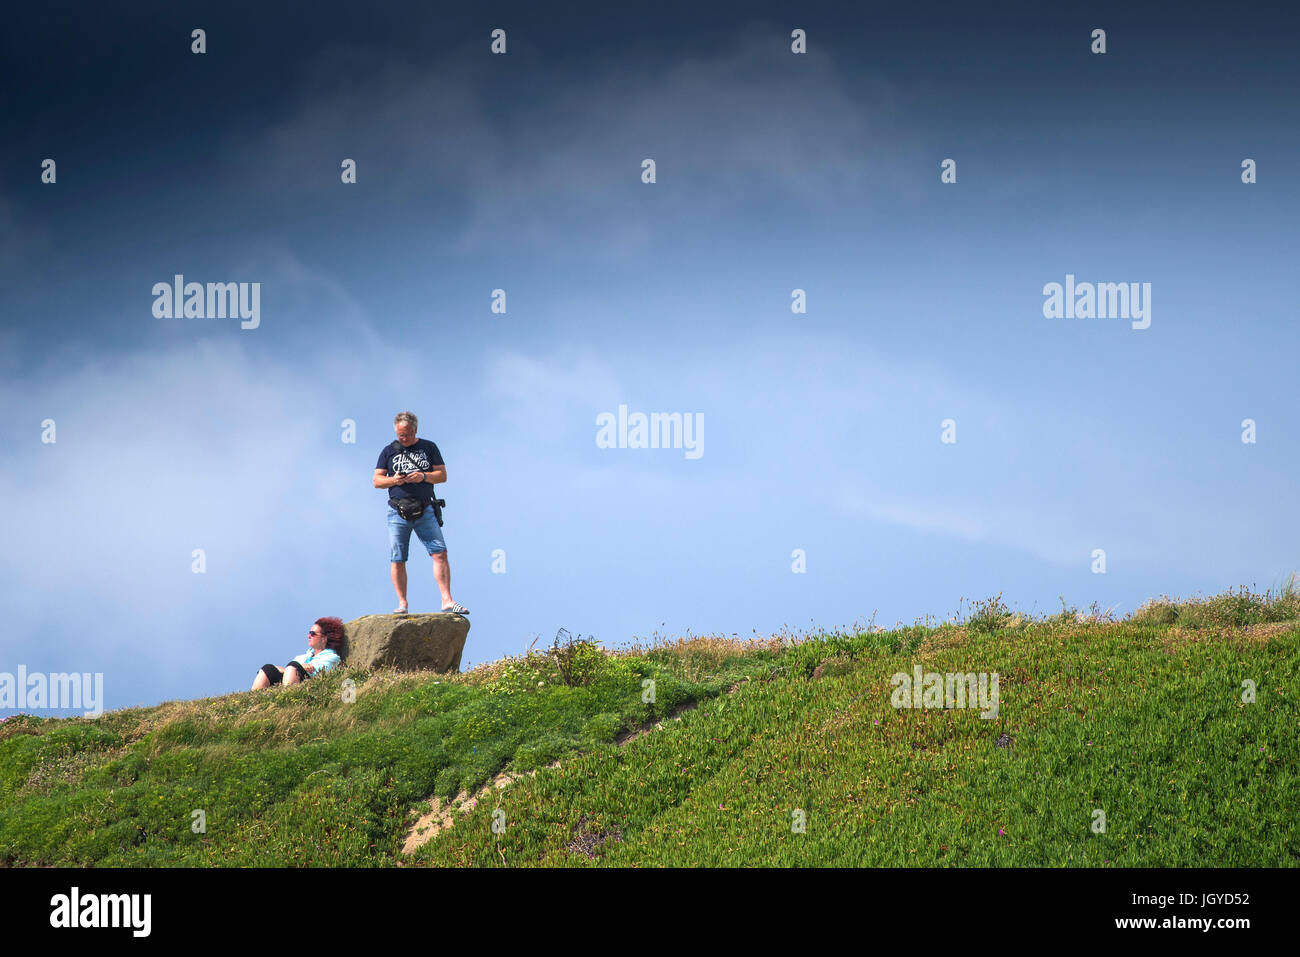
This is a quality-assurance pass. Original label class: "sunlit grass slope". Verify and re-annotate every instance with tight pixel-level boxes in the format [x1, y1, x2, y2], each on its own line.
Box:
[2, 586, 1297, 866]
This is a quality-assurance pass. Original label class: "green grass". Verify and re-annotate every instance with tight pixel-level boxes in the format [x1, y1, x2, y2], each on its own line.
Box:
[2, 586, 1297, 866]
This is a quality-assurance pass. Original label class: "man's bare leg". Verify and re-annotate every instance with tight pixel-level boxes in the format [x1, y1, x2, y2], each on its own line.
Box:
[433, 551, 455, 609]
[390, 561, 408, 612]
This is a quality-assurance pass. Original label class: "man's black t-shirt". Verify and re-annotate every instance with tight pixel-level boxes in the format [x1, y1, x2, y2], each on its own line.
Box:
[376, 438, 444, 506]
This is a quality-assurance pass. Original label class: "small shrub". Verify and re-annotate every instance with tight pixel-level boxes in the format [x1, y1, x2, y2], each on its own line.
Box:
[1132, 599, 1179, 625]
[550, 629, 606, 688]
[514, 733, 575, 771]
[489, 652, 557, 697]
[966, 594, 1015, 633]
[1049, 596, 1081, 625]
[583, 713, 625, 744]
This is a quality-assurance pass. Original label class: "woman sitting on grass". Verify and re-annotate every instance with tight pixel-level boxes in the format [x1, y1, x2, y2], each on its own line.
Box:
[251, 617, 344, 690]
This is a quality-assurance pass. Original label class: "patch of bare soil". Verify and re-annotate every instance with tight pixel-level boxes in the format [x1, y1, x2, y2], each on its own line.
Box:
[401, 762, 558, 856]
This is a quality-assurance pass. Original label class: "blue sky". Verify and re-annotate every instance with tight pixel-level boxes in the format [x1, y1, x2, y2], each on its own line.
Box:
[2, 0, 1297, 715]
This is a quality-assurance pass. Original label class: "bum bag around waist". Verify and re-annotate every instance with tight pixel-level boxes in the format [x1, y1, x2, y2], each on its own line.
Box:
[390, 497, 426, 520]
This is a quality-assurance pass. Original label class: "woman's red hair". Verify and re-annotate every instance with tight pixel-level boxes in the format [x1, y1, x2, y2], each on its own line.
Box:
[315, 616, 345, 653]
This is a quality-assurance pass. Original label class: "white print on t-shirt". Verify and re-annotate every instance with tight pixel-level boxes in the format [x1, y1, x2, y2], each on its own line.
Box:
[391, 448, 431, 473]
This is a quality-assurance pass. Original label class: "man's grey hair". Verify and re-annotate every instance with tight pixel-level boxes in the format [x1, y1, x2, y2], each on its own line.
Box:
[394, 411, 418, 430]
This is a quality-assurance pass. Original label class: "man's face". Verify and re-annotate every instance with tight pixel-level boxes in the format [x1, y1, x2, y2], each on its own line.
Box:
[395, 421, 417, 446]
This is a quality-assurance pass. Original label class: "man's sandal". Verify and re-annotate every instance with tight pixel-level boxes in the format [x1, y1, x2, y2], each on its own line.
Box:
[441, 602, 470, 615]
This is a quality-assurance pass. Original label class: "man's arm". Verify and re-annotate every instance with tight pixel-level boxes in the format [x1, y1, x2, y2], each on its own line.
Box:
[416, 465, 447, 484]
[373, 467, 409, 489]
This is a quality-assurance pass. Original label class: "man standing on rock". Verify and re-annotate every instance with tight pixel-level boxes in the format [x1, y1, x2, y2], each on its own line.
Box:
[373, 411, 469, 616]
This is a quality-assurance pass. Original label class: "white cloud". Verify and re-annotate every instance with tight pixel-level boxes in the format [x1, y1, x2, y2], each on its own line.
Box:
[0, 335, 386, 665]
[481, 348, 624, 442]
[466, 333, 1242, 570]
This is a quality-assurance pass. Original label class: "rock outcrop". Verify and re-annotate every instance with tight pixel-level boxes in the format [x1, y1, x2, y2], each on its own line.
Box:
[342, 613, 469, 672]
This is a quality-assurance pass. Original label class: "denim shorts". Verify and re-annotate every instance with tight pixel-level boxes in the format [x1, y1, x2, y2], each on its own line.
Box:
[388, 504, 446, 561]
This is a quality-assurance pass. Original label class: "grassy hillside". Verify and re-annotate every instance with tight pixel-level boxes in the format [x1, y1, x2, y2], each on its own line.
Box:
[2, 587, 1297, 867]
